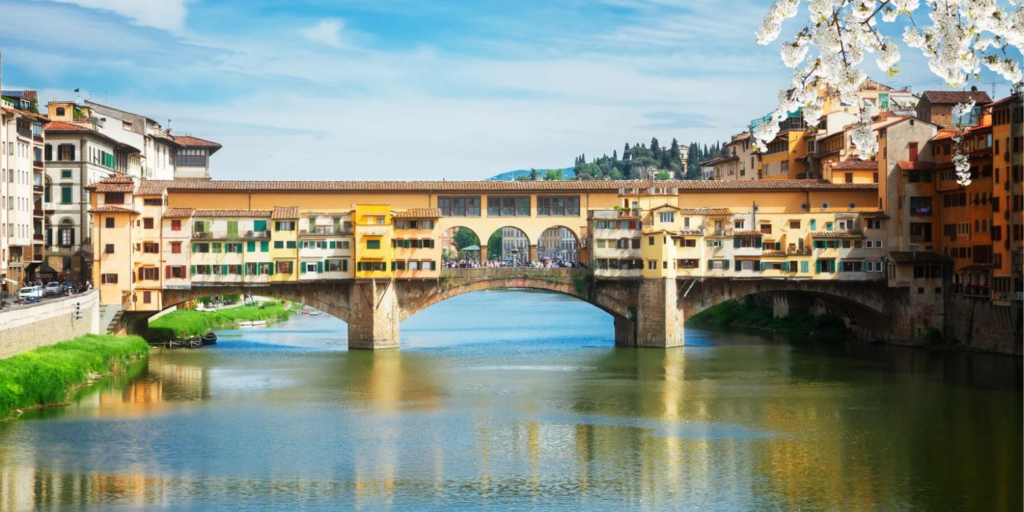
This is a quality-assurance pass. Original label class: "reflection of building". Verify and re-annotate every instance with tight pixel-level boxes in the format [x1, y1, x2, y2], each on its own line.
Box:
[538, 227, 578, 262]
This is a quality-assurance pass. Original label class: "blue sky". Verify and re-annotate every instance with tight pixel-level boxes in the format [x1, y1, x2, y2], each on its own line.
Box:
[0, 0, 1018, 180]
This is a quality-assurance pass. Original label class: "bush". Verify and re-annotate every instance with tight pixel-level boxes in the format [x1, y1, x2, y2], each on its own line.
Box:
[148, 301, 292, 343]
[690, 298, 849, 336]
[0, 334, 150, 421]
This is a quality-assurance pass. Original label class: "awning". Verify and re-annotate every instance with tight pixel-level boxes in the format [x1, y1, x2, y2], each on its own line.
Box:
[460, 245, 480, 251]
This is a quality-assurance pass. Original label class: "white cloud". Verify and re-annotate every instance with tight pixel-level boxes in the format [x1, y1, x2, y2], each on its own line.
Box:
[52, 0, 189, 32]
[301, 19, 347, 49]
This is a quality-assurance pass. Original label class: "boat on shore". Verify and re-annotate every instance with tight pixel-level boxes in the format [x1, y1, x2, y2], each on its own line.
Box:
[239, 320, 268, 328]
[201, 332, 218, 345]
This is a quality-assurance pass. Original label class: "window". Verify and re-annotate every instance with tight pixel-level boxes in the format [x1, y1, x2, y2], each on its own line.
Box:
[104, 244, 115, 254]
[175, 148, 208, 167]
[61, 186, 72, 204]
[648, 237, 654, 246]
[276, 261, 294, 274]
[170, 242, 182, 254]
[789, 221, 800, 229]
[275, 221, 295, 231]
[57, 144, 75, 161]
[367, 239, 381, 250]
[101, 274, 118, 284]
[760, 224, 772, 234]
[105, 192, 124, 204]
[60, 169, 72, 179]
[143, 198, 161, 206]
[438, 196, 482, 217]
[536, 196, 580, 217]
[139, 267, 159, 280]
[273, 241, 284, 249]
[304, 262, 319, 273]
[659, 212, 675, 223]
[105, 217, 115, 229]
[143, 243, 159, 253]
[487, 196, 531, 217]
[647, 260, 657, 270]
[143, 218, 154, 229]
[734, 220, 745, 229]
[286, 241, 296, 249]
[171, 220, 182, 231]
[193, 243, 210, 253]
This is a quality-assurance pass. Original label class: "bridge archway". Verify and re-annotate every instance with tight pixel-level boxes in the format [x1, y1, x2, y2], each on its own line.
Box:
[442, 226, 482, 263]
[538, 226, 579, 264]
[487, 226, 531, 264]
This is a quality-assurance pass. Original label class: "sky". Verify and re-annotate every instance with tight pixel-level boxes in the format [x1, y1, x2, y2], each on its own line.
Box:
[0, 0, 1019, 181]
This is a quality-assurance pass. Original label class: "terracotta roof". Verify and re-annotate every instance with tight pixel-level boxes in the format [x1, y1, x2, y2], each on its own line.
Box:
[88, 206, 137, 214]
[810, 231, 865, 239]
[675, 229, 704, 236]
[730, 132, 752, 142]
[678, 207, 732, 216]
[897, 161, 935, 171]
[271, 206, 299, 219]
[762, 251, 787, 257]
[733, 230, 764, 237]
[987, 93, 1022, 108]
[889, 251, 952, 264]
[393, 208, 442, 219]
[172, 135, 222, 148]
[44, 121, 91, 132]
[920, 91, 992, 105]
[194, 209, 272, 218]
[84, 175, 135, 192]
[163, 207, 196, 218]
[833, 158, 878, 170]
[861, 211, 890, 219]
[136, 181, 170, 196]
[149, 179, 877, 192]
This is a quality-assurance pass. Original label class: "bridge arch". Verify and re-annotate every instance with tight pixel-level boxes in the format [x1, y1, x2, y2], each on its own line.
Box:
[487, 226, 531, 263]
[397, 269, 634, 323]
[442, 226, 483, 263]
[160, 282, 355, 324]
[538, 225, 580, 263]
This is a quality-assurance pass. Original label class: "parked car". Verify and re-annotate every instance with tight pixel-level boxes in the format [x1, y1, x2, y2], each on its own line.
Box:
[18, 286, 45, 300]
[62, 281, 76, 293]
[44, 282, 63, 296]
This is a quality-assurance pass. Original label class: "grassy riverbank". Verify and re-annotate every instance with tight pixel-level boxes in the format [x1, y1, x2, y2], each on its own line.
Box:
[0, 334, 150, 421]
[690, 297, 849, 336]
[147, 301, 292, 343]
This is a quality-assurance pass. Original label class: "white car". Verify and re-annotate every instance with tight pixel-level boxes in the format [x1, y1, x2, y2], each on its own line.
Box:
[18, 286, 45, 300]
[44, 282, 63, 296]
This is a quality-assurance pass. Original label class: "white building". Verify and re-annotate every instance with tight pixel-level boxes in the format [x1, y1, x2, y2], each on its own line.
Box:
[1, 88, 47, 295]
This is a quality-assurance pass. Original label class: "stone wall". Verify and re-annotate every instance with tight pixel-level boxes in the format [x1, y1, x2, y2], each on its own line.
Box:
[947, 296, 1022, 355]
[0, 290, 101, 359]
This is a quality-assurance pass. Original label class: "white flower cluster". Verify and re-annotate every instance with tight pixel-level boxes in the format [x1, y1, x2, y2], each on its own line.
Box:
[952, 134, 972, 186]
[753, 0, 1023, 158]
[951, 100, 976, 118]
[850, 107, 879, 160]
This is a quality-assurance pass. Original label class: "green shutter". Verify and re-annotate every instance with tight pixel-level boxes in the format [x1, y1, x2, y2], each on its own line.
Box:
[707, 259, 712, 270]
[300, 262, 306, 274]
[190, 265, 195, 274]
[254, 220, 267, 232]
[800, 261, 808, 273]
[309, 218, 316, 231]
[754, 260, 761, 271]
[755, 236, 762, 247]
[261, 241, 269, 252]
[212, 243, 221, 253]
[333, 218, 341, 232]
[227, 221, 238, 238]
[723, 260, 730, 270]
[61, 186, 72, 204]
[706, 240, 713, 247]
[222, 265, 228, 274]
[342, 259, 348, 272]
[317, 261, 323, 273]
[733, 237, 741, 248]
[247, 241, 255, 252]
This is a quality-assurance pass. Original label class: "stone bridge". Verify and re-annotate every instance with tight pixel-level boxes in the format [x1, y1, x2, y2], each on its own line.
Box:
[143, 268, 907, 349]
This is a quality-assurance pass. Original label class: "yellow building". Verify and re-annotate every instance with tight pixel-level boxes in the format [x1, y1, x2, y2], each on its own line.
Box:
[269, 206, 299, 282]
[354, 204, 394, 279]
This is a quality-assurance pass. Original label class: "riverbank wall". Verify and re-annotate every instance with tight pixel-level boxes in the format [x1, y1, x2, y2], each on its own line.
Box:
[947, 296, 1022, 356]
[0, 290, 101, 359]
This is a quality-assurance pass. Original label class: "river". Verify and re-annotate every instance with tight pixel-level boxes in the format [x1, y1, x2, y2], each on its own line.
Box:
[0, 291, 1020, 511]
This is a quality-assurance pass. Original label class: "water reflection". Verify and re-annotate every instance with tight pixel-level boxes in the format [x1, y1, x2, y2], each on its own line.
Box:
[0, 292, 1019, 511]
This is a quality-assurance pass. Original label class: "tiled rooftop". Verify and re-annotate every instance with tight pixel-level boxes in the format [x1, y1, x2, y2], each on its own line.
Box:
[271, 206, 300, 219]
[394, 208, 443, 218]
[920, 91, 992, 105]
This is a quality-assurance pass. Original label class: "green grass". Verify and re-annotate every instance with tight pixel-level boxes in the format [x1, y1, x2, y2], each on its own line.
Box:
[690, 297, 849, 336]
[0, 334, 150, 421]
[147, 301, 293, 343]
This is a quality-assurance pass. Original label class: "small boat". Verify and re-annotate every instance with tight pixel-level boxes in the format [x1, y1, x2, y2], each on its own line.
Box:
[239, 320, 267, 328]
[201, 332, 218, 345]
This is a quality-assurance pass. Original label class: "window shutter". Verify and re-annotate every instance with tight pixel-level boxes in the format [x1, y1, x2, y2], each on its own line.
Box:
[261, 241, 269, 252]
[190, 265, 195, 275]
[69, 229, 75, 246]
[342, 259, 348, 272]
[300, 263, 306, 274]
[733, 237, 741, 248]
[165, 266, 171, 279]
[317, 261, 323, 273]
[254, 220, 266, 232]
[755, 236, 762, 246]
[329, 241, 336, 249]
[705, 240, 712, 247]
[723, 260, 730, 270]
[707, 259, 712, 270]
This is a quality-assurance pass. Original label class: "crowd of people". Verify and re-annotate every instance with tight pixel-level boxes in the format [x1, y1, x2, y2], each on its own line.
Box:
[443, 258, 587, 269]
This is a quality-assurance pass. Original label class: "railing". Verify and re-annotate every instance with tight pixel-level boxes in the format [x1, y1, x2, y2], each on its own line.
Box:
[33, 209, 43, 217]
[32, 234, 43, 241]
[242, 230, 270, 239]
[786, 247, 812, 255]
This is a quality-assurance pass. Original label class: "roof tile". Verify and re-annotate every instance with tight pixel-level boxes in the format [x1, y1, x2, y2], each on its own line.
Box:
[394, 208, 443, 219]
[149, 179, 876, 192]
[921, 91, 992, 105]
[271, 206, 300, 219]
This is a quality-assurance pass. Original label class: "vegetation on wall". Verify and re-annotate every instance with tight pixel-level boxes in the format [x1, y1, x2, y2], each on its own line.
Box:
[690, 296, 849, 336]
[0, 334, 150, 422]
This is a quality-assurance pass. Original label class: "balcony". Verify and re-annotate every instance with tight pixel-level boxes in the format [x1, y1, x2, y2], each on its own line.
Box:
[33, 208, 44, 218]
[33, 234, 44, 241]
[33, 185, 43, 193]
[242, 230, 270, 239]
[33, 160, 43, 169]
[300, 226, 347, 236]
[909, 207, 933, 216]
